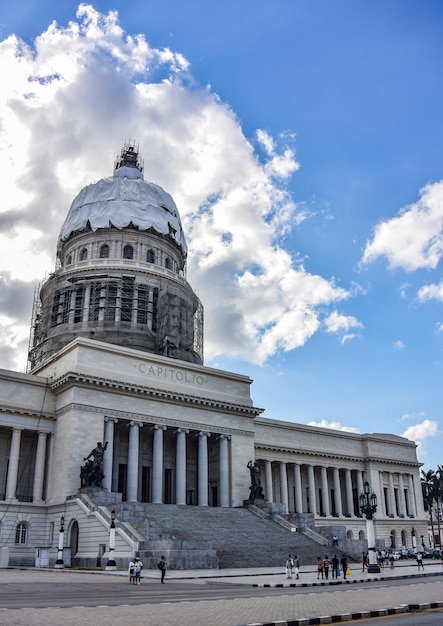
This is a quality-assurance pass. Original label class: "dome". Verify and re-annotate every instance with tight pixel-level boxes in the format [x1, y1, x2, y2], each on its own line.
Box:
[57, 143, 187, 257]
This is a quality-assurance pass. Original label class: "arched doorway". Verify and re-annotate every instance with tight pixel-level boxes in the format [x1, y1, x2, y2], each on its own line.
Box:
[69, 520, 79, 564]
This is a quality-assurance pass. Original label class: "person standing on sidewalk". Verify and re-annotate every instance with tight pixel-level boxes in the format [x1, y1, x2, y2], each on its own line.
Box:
[317, 556, 324, 579]
[128, 558, 136, 585]
[416, 551, 424, 571]
[340, 555, 348, 580]
[362, 552, 368, 572]
[293, 554, 300, 579]
[134, 556, 143, 585]
[285, 554, 293, 579]
[323, 556, 331, 579]
[158, 555, 167, 583]
[331, 554, 339, 579]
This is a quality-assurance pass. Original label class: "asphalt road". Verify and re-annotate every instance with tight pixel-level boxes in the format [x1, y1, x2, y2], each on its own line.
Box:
[1, 569, 443, 625]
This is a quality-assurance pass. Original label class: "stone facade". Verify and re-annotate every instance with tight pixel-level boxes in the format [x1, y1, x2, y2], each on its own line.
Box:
[0, 143, 427, 568]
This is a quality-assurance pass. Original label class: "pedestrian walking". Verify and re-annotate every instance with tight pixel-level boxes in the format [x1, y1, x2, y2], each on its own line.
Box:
[293, 554, 300, 579]
[285, 554, 293, 579]
[340, 554, 348, 580]
[362, 552, 367, 572]
[323, 555, 330, 579]
[128, 558, 136, 584]
[317, 556, 324, 579]
[416, 551, 424, 571]
[158, 555, 167, 583]
[134, 556, 143, 584]
[331, 554, 339, 579]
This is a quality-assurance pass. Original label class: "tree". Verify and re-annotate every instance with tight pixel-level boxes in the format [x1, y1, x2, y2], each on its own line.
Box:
[421, 469, 437, 548]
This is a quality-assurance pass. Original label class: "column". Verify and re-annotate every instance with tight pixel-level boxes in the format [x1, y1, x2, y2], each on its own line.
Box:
[279, 462, 289, 513]
[388, 472, 395, 516]
[6, 428, 22, 499]
[152, 425, 167, 504]
[32, 431, 47, 502]
[308, 465, 317, 515]
[82, 284, 91, 328]
[197, 432, 210, 506]
[103, 417, 118, 492]
[293, 463, 303, 513]
[398, 473, 407, 517]
[265, 461, 273, 503]
[127, 421, 142, 502]
[218, 435, 230, 507]
[357, 470, 364, 499]
[320, 466, 330, 516]
[175, 428, 188, 505]
[409, 473, 419, 517]
[333, 467, 343, 517]
[345, 469, 354, 516]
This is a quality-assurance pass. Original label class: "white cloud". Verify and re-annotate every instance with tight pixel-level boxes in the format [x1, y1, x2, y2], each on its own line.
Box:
[324, 311, 363, 338]
[401, 419, 438, 445]
[0, 4, 353, 370]
[400, 411, 425, 421]
[307, 419, 360, 434]
[393, 340, 405, 350]
[362, 180, 443, 271]
[417, 281, 443, 302]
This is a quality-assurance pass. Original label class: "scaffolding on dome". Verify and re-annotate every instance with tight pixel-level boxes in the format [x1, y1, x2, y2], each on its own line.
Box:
[27, 273, 204, 372]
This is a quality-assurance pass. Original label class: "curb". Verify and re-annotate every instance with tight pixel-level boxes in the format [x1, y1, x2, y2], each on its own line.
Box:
[251, 568, 443, 588]
[242, 601, 443, 625]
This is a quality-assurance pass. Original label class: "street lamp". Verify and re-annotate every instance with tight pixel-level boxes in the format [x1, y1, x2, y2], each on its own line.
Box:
[359, 481, 380, 573]
[412, 527, 417, 554]
[105, 509, 117, 570]
[55, 515, 65, 569]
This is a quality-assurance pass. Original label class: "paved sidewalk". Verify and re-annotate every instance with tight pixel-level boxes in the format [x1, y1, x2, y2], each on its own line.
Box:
[0, 560, 443, 626]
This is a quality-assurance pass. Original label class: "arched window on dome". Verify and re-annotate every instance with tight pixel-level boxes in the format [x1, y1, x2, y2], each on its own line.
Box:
[80, 248, 88, 261]
[15, 522, 28, 545]
[164, 257, 171, 270]
[99, 244, 110, 259]
[146, 249, 155, 264]
[123, 244, 134, 260]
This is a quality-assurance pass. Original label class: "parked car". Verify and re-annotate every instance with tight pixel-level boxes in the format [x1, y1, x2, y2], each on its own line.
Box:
[423, 549, 441, 559]
[391, 550, 402, 560]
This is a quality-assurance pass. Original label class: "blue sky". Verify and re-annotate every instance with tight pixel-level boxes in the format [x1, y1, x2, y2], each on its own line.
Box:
[1, 1, 442, 470]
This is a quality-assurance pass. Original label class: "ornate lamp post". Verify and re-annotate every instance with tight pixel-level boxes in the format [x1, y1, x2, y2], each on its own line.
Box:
[105, 509, 117, 570]
[55, 515, 65, 569]
[359, 481, 380, 573]
[412, 527, 417, 554]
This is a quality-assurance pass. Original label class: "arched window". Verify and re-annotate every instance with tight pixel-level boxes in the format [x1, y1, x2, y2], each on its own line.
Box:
[80, 248, 88, 261]
[99, 244, 110, 259]
[346, 530, 353, 541]
[358, 530, 365, 540]
[164, 257, 171, 270]
[146, 249, 155, 264]
[123, 244, 134, 259]
[15, 522, 28, 545]
[401, 530, 407, 547]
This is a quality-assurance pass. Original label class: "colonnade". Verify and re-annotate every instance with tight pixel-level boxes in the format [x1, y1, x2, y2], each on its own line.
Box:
[103, 417, 231, 506]
[260, 460, 419, 519]
[1, 427, 50, 502]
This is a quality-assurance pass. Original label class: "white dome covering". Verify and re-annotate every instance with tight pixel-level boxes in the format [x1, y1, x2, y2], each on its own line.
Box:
[57, 159, 187, 256]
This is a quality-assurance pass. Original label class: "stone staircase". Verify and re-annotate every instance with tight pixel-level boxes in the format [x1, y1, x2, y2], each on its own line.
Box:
[112, 502, 337, 569]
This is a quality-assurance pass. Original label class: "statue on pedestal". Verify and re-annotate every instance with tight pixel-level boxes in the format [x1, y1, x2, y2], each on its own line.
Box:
[80, 441, 108, 488]
[247, 460, 265, 501]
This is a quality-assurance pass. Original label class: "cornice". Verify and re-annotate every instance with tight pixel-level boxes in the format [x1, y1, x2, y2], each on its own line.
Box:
[0, 405, 56, 421]
[50, 371, 262, 417]
[56, 402, 255, 437]
[254, 444, 420, 468]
